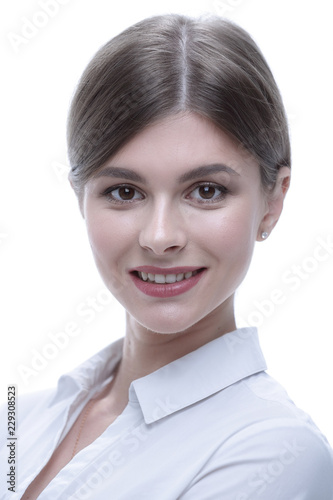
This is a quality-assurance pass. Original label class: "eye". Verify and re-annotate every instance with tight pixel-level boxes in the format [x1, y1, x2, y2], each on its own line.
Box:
[102, 185, 144, 203]
[188, 183, 229, 203]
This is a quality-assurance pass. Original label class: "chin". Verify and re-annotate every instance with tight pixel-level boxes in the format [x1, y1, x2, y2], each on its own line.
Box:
[130, 308, 200, 336]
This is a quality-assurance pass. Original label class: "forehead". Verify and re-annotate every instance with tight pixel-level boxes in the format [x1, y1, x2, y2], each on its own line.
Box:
[100, 112, 260, 183]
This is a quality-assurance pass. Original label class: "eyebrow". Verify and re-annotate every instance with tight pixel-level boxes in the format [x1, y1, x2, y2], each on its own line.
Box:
[94, 163, 239, 184]
[94, 167, 146, 183]
[177, 164, 239, 183]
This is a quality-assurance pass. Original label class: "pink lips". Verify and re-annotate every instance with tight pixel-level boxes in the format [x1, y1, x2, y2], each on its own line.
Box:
[131, 266, 203, 274]
[129, 266, 206, 298]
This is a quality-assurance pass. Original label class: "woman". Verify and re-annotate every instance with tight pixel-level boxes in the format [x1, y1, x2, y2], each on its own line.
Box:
[6, 13, 333, 499]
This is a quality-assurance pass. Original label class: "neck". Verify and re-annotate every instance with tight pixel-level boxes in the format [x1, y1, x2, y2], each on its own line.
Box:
[111, 296, 236, 401]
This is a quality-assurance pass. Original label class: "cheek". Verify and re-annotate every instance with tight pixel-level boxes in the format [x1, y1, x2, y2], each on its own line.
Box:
[191, 203, 259, 258]
[84, 209, 137, 297]
[85, 209, 132, 263]
[195, 208, 258, 302]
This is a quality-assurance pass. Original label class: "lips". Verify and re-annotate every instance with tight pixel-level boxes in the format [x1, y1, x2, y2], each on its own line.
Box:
[129, 266, 207, 297]
[131, 266, 205, 274]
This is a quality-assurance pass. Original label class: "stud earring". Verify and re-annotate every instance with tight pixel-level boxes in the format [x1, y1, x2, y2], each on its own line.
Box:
[261, 231, 269, 240]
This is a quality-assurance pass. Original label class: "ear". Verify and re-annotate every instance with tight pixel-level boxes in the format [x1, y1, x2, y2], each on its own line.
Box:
[68, 172, 85, 218]
[257, 166, 291, 241]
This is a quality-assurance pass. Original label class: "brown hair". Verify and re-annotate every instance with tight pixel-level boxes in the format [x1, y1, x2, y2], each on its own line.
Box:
[67, 14, 291, 196]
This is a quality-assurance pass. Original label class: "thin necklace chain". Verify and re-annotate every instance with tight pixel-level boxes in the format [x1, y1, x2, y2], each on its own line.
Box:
[71, 370, 119, 459]
[71, 399, 95, 459]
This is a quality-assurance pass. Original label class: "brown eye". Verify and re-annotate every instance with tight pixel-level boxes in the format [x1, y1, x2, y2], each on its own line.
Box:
[118, 187, 135, 200]
[198, 186, 216, 199]
[188, 183, 229, 203]
[102, 185, 144, 203]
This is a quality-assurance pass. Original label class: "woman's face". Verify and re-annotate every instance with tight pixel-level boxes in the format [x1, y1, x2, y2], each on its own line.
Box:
[82, 113, 268, 335]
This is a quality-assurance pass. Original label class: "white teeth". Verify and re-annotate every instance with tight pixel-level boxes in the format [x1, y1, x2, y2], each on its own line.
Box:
[166, 274, 177, 283]
[137, 270, 200, 283]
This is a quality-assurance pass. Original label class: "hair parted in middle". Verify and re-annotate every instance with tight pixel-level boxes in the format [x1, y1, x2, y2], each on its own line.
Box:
[67, 14, 291, 196]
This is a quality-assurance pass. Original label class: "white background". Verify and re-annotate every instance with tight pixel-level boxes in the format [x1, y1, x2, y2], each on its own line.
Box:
[1, 0, 332, 445]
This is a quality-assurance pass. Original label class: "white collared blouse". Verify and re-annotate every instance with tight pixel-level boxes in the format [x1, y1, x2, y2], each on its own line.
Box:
[1, 327, 333, 499]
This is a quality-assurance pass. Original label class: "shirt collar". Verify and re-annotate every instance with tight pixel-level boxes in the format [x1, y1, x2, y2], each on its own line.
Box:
[130, 327, 267, 424]
[50, 327, 267, 424]
[49, 337, 124, 406]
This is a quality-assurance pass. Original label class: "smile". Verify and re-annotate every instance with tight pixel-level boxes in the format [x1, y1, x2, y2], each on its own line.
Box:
[136, 269, 201, 284]
[129, 267, 206, 298]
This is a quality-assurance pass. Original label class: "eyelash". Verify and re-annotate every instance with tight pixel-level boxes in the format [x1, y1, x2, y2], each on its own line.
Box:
[101, 182, 230, 205]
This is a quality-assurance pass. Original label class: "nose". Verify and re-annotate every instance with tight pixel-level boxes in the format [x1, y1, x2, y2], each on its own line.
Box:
[139, 198, 188, 255]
